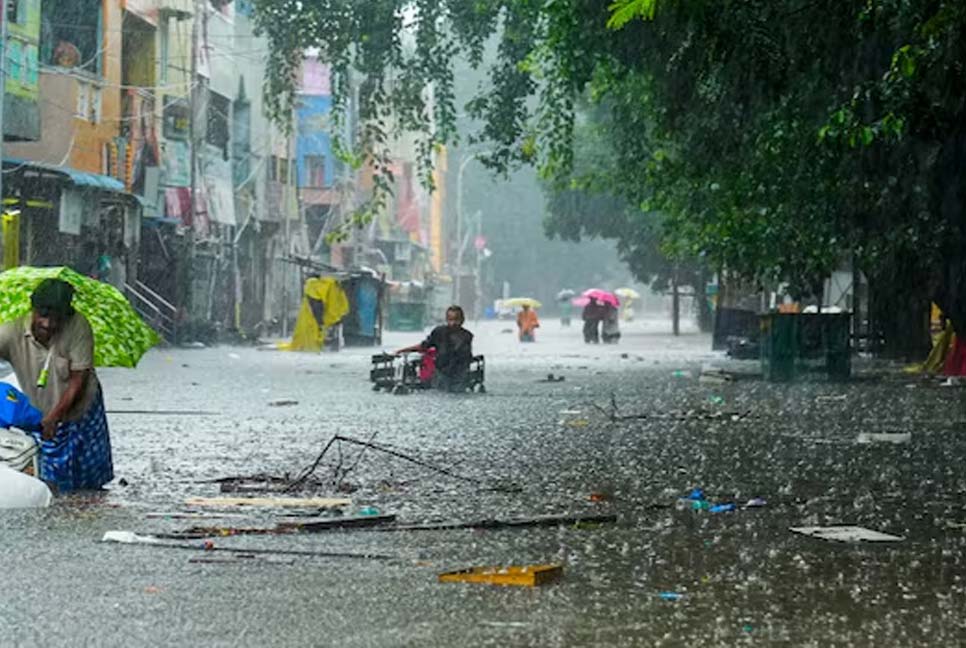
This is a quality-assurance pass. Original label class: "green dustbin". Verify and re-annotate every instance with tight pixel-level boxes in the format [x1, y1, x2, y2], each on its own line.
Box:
[760, 313, 798, 382]
[388, 302, 426, 331]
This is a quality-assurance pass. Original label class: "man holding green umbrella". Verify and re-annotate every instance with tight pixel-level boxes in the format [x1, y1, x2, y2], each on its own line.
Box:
[0, 279, 113, 492]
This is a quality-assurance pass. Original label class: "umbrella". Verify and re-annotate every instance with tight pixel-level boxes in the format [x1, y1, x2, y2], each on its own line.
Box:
[556, 289, 576, 301]
[616, 287, 641, 300]
[0, 266, 161, 368]
[579, 289, 620, 308]
[502, 297, 542, 309]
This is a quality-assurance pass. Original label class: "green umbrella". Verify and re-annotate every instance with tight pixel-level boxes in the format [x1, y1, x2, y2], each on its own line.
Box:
[0, 266, 161, 368]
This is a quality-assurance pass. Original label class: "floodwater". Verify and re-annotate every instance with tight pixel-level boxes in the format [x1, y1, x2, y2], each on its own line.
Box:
[2, 317, 966, 647]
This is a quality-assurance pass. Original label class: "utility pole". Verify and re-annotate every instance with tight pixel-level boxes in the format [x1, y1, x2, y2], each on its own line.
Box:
[1, 0, 9, 215]
[454, 151, 488, 306]
[671, 266, 681, 336]
[185, 0, 201, 326]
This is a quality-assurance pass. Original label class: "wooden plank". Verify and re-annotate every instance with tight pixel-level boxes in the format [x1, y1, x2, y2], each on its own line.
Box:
[184, 496, 351, 509]
[439, 564, 563, 587]
[276, 514, 397, 533]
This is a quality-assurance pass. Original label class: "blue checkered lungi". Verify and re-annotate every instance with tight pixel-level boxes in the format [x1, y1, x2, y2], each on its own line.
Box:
[30, 390, 114, 492]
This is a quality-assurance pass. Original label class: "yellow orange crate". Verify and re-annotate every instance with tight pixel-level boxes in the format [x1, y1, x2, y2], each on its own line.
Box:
[438, 564, 563, 587]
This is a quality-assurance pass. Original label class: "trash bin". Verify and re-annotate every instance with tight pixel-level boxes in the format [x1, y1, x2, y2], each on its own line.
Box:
[760, 312, 851, 382]
[760, 313, 798, 382]
[821, 313, 851, 381]
[387, 302, 426, 331]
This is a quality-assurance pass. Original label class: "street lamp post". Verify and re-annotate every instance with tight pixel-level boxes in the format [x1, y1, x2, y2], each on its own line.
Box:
[454, 150, 490, 308]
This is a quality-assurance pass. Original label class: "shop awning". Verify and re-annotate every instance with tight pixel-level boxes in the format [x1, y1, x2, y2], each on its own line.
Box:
[3, 158, 126, 193]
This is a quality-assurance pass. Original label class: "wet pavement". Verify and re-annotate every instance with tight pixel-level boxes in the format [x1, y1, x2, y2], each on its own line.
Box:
[2, 317, 966, 647]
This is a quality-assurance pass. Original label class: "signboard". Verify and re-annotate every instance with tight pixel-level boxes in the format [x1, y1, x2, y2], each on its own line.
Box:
[163, 141, 190, 187]
[58, 190, 86, 236]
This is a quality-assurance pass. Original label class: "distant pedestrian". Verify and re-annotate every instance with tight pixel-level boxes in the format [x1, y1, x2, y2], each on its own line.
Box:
[582, 297, 606, 344]
[602, 305, 621, 344]
[517, 304, 540, 342]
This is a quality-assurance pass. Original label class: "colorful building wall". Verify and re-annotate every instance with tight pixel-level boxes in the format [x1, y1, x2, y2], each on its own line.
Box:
[2, 0, 42, 141]
[6, 0, 123, 176]
[296, 95, 335, 189]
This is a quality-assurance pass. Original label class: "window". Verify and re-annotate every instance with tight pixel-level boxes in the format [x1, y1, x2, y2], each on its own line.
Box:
[41, 0, 103, 76]
[75, 81, 100, 122]
[304, 155, 327, 188]
[159, 18, 169, 85]
[268, 155, 279, 182]
[279, 158, 290, 186]
[206, 92, 230, 158]
[6, 0, 20, 23]
[163, 98, 190, 140]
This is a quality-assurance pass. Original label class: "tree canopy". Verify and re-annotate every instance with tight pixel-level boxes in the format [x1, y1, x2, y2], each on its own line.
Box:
[251, 0, 966, 350]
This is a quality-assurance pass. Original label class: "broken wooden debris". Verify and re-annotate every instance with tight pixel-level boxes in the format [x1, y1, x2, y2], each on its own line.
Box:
[184, 496, 351, 509]
[438, 564, 563, 587]
[790, 525, 905, 543]
[374, 512, 617, 533]
[164, 514, 399, 540]
[101, 530, 395, 560]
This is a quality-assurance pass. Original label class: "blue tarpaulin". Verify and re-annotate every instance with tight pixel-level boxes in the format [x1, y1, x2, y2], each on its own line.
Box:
[0, 383, 43, 431]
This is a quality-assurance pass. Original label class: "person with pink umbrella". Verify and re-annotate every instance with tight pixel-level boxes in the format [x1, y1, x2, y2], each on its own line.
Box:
[574, 289, 619, 344]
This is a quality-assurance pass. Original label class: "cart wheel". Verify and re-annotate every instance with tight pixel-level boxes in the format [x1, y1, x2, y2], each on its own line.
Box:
[476, 384, 486, 394]
[392, 385, 409, 396]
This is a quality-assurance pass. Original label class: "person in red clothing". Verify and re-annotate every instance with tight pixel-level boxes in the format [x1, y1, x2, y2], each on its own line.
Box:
[516, 304, 540, 342]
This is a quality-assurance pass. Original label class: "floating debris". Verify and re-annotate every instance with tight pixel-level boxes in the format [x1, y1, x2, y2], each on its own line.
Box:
[438, 564, 562, 587]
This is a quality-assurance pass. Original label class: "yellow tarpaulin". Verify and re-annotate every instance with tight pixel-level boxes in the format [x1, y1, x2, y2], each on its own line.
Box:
[905, 321, 956, 374]
[278, 277, 350, 352]
[2, 211, 20, 270]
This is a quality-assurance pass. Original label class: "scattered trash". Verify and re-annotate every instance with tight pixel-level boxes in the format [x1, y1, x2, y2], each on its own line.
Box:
[708, 395, 725, 405]
[658, 592, 685, 601]
[856, 432, 911, 445]
[501, 328, 514, 334]
[438, 564, 562, 587]
[144, 586, 162, 594]
[941, 377, 963, 387]
[227, 353, 241, 360]
[564, 418, 590, 428]
[709, 503, 737, 513]
[589, 492, 608, 502]
[691, 499, 710, 511]
[815, 394, 848, 403]
[102, 530, 394, 560]
[538, 373, 566, 383]
[0, 464, 52, 509]
[743, 497, 767, 508]
[559, 409, 582, 415]
[671, 370, 692, 379]
[699, 364, 734, 385]
[376, 512, 617, 533]
[687, 488, 705, 500]
[358, 506, 380, 516]
[165, 514, 398, 540]
[268, 399, 299, 407]
[184, 496, 351, 509]
[790, 526, 905, 543]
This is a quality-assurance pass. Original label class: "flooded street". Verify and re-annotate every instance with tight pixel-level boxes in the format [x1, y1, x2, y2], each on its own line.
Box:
[2, 319, 966, 647]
